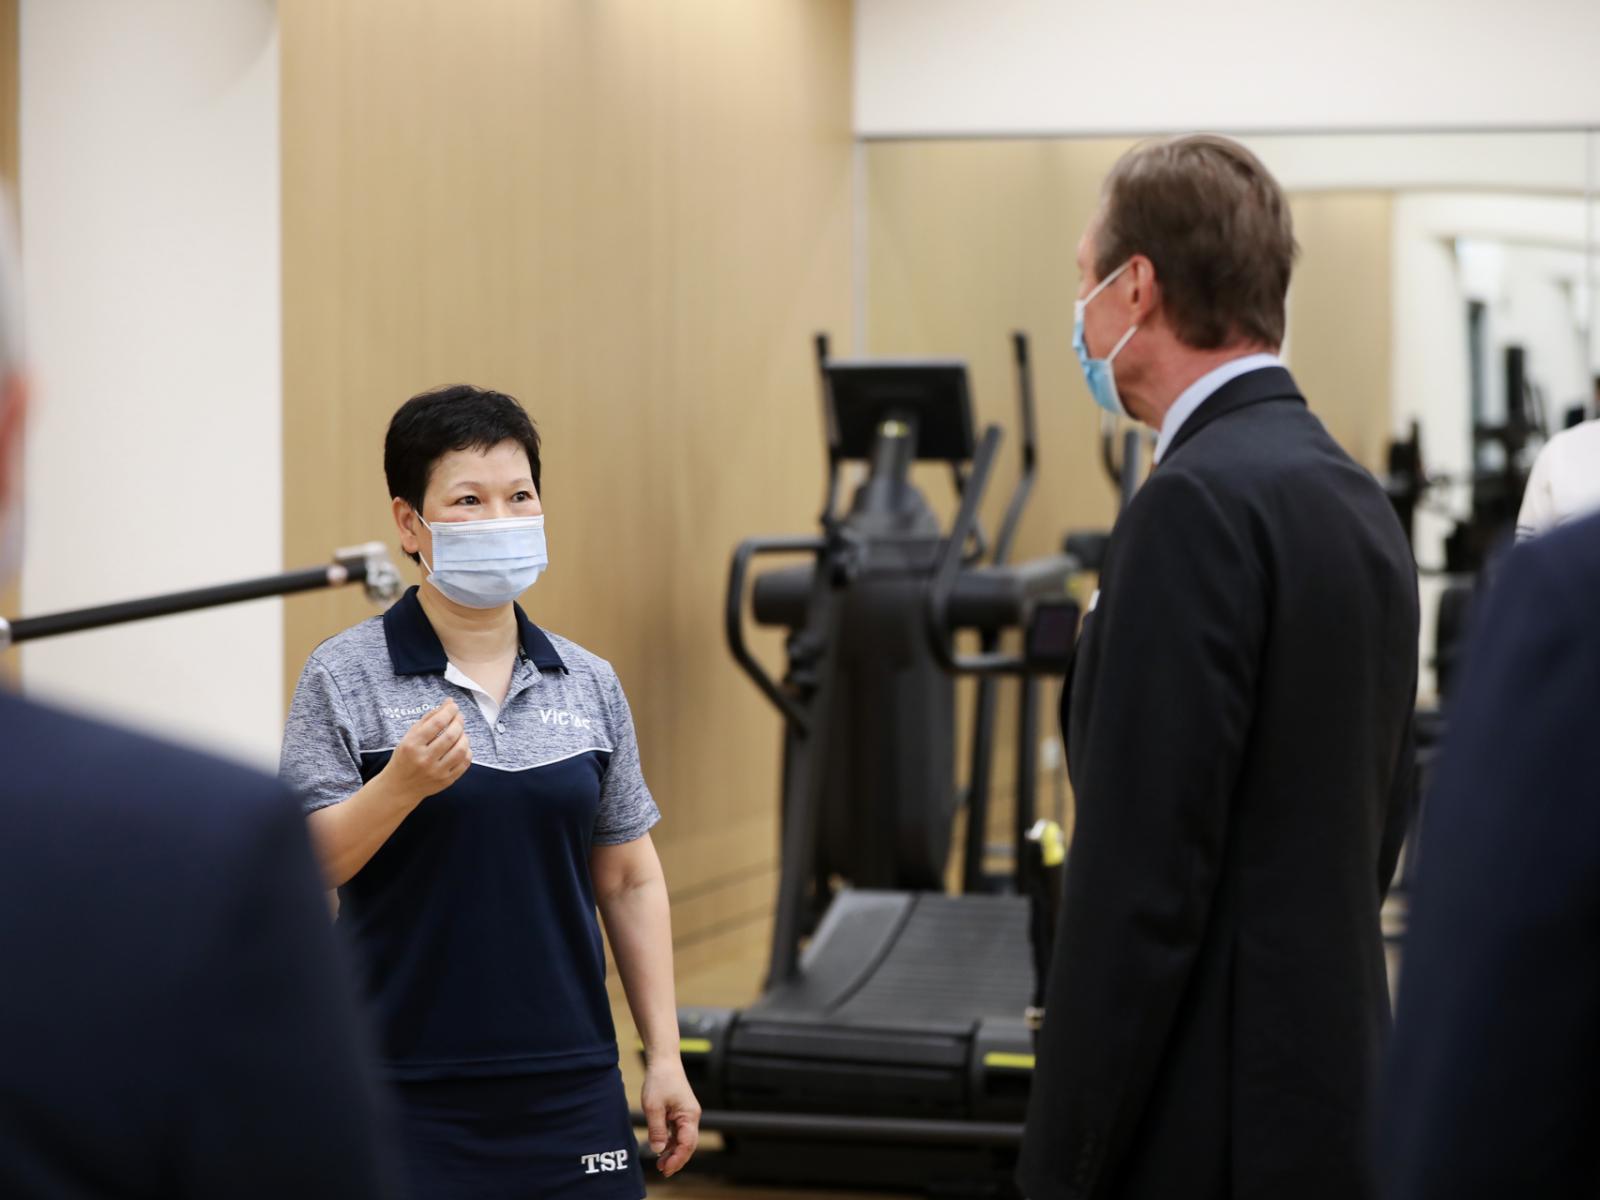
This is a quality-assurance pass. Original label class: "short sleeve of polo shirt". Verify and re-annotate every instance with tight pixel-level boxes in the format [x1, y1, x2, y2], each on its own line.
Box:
[281, 655, 365, 814]
[592, 666, 660, 845]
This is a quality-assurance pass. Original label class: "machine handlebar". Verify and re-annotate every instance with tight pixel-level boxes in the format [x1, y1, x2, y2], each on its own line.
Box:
[724, 534, 827, 732]
[927, 426, 1033, 676]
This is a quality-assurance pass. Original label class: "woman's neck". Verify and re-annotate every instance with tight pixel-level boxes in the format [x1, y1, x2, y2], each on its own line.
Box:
[416, 582, 520, 664]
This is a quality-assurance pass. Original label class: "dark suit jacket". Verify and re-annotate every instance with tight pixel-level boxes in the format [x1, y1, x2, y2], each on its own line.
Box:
[0, 691, 395, 1198]
[1018, 367, 1419, 1200]
[1379, 513, 1600, 1199]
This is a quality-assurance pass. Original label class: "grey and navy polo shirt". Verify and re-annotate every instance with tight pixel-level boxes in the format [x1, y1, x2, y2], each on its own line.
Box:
[280, 586, 660, 1082]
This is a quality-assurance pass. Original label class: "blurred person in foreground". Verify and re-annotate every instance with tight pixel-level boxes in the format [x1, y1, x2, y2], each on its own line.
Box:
[0, 213, 394, 1193]
[1018, 136, 1419, 1200]
[1380, 511, 1600, 1199]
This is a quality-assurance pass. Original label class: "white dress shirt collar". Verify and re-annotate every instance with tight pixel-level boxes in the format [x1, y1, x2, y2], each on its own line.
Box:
[1153, 353, 1282, 464]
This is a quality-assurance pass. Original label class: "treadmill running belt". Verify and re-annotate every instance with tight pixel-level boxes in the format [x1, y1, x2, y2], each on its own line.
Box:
[830, 894, 1032, 1024]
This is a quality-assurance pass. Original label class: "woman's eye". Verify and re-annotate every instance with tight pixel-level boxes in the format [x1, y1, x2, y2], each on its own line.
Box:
[513, 491, 532, 502]
[455, 496, 479, 506]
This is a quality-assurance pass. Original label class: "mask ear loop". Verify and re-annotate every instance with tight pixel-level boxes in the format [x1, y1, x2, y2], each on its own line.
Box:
[412, 509, 435, 575]
[1107, 323, 1139, 364]
[1084, 258, 1133, 305]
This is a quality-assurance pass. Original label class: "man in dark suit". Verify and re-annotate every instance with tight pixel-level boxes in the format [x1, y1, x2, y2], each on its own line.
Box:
[1379, 513, 1600, 1199]
[1018, 136, 1419, 1200]
[0, 228, 394, 1196]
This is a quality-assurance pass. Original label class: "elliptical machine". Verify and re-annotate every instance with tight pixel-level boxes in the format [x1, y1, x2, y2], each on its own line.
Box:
[666, 334, 1079, 1196]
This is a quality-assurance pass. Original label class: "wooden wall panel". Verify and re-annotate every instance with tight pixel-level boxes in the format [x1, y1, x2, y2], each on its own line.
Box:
[281, 0, 853, 947]
[1286, 192, 1395, 472]
[865, 141, 1396, 849]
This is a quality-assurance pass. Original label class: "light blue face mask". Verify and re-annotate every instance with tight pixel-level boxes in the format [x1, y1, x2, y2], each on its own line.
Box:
[1073, 259, 1139, 418]
[417, 513, 548, 609]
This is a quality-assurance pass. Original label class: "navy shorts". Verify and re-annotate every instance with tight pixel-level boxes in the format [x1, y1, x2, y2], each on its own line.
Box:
[394, 1066, 645, 1199]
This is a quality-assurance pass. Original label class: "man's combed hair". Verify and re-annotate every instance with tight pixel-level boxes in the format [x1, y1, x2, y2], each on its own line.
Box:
[384, 383, 543, 513]
[1095, 135, 1298, 350]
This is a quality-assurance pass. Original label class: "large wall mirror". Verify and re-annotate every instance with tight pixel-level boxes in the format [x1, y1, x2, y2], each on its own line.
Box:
[856, 129, 1600, 707]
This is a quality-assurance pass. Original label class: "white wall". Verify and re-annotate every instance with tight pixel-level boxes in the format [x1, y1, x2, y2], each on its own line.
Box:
[1240, 133, 1591, 196]
[20, 0, 283, 767]
[857, 0, 1600, 138]
[1461, 241, 1593, 419]
[1392, 192, 1599, 457]
[1391, 192, 1600, 698]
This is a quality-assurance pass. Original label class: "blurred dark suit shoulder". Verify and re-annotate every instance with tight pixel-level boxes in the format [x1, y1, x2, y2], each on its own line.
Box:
[1380, 513, 1600, 1200]
[0, 691, 393, 1199]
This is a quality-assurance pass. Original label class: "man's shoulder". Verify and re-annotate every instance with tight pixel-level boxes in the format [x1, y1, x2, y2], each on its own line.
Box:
[1138, 411, 1345, 511]
[1, 691, 294, 831]
[1136, 404, 1410, 587]
[1172, 394, 1382, 507]
[1183, 389, 1338, 460]
[1520, 509, 1600, 590]
[1463, 514, 1600, 719]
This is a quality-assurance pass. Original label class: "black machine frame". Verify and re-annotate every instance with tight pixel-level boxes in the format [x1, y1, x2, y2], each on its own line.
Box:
[726, 333, 1065, 979]
[666, 334, 1079, 1196]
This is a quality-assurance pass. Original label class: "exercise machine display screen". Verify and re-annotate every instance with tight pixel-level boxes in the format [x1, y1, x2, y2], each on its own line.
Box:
[824, 359, 976, 462]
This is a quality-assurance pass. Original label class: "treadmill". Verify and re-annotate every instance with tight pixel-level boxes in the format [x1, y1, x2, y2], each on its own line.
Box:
[658, 335, 1080, 1195]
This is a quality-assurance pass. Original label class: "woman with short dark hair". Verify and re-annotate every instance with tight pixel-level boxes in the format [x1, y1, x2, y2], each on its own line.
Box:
[282, 384, 698, 1198]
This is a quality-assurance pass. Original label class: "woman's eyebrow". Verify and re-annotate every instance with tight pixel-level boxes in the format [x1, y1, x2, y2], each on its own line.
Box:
[444, 477, 533, 491]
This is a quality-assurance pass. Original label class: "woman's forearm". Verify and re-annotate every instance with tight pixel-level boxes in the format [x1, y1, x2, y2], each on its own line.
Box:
[306, 772, 421, 888]
[598, 877, 681, 1062]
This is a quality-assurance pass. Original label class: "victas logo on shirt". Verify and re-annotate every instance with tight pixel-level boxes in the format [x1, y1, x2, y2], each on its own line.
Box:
[540, 708, 594, 731]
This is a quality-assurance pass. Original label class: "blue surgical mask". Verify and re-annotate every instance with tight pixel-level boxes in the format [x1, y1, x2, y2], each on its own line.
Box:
[417, 513, 548, 609]
[1073, 260, 1139, 418]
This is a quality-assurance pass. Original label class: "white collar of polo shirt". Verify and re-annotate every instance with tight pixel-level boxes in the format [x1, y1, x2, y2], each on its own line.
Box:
[443, 653, 536, 727]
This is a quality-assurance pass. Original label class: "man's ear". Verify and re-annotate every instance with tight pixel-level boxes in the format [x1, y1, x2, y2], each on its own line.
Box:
[1127, 255, 1161, 325]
